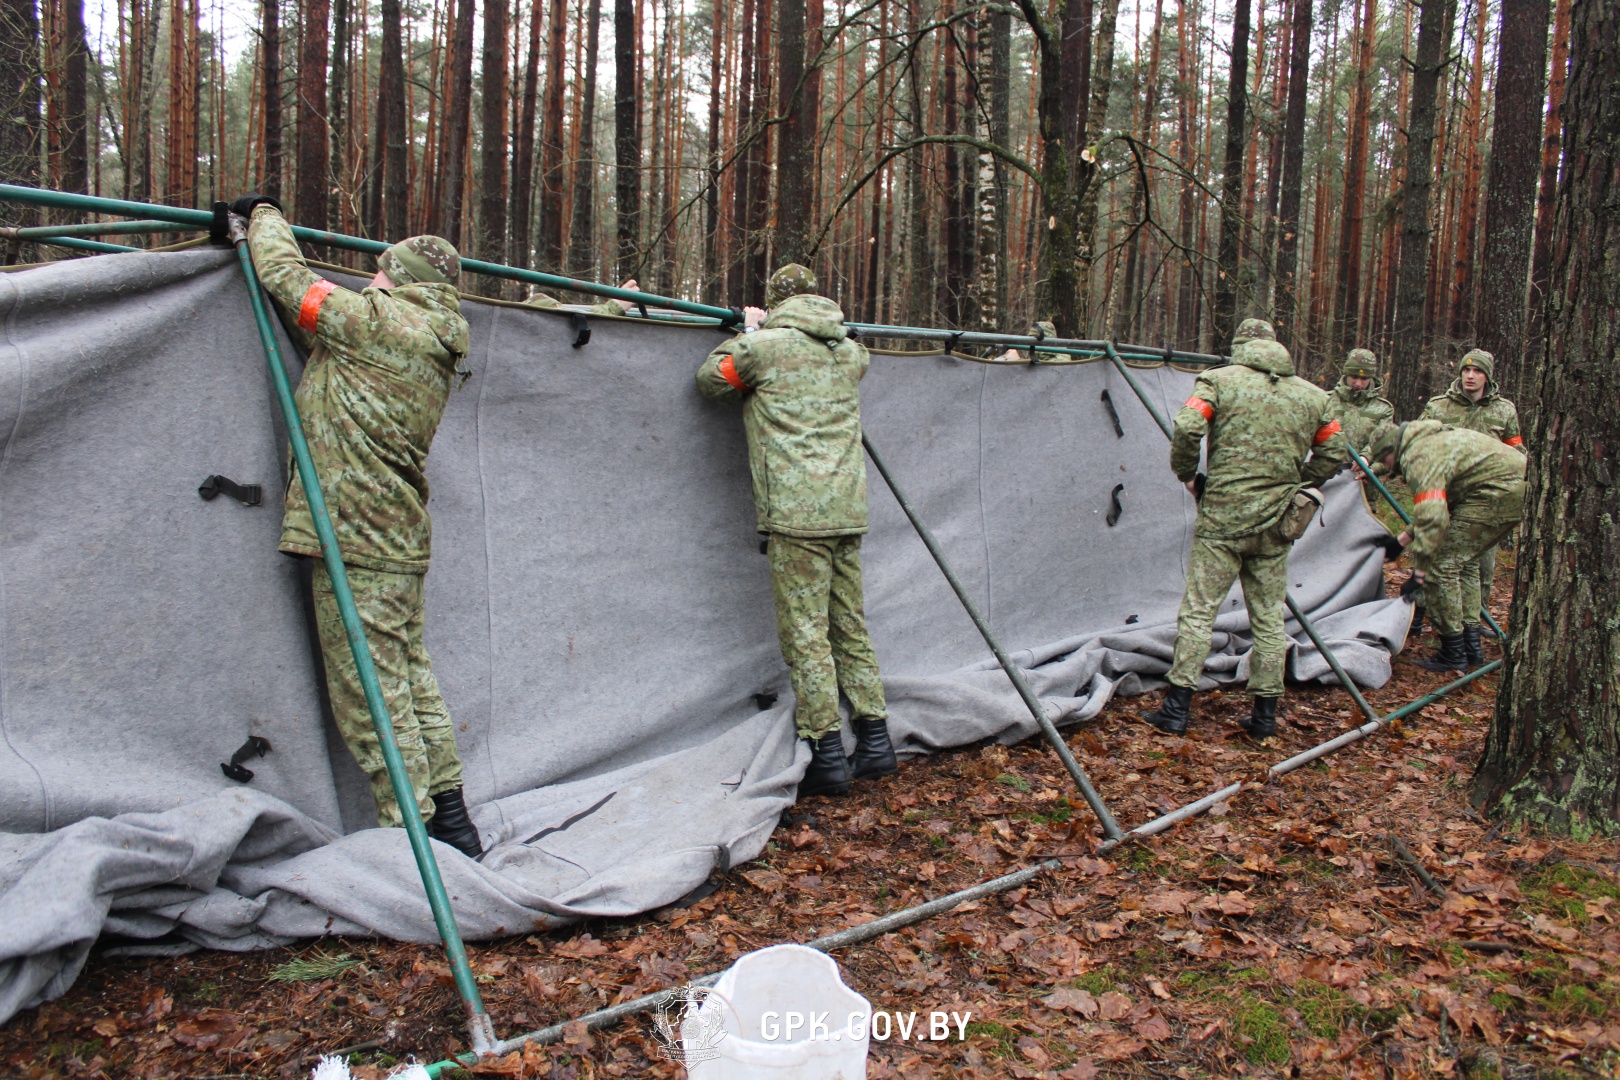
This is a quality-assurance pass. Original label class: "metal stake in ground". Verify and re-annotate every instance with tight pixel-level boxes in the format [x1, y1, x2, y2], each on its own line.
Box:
[226, 217, 497, 1057]
[861, 432, 1123, 843]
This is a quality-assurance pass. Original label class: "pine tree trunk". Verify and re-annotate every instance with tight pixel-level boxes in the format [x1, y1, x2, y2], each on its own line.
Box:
[538, 0, 566, 269]
[614, 0, 641, 278]
[567, 0, 601, 276]
[510, 0, 542, 268]
[1525, 0, 1572, 399]
[296, 0, 330, 230]
[475, 0, 508, 269]
[743, 0, 771, 297]
[1475, 0, 1550, 398]
[1332, 0, 1376, 355]
[378, 0, 407, 237]
[262, 0, 282, 199]
[774, 0, 812, 266]
[1212, 0, 1251, 352]
[702, 0, 723, 301]
[1471, 0, 1620, 834]
[60, 0, 86, 194]
[330, 0, 349, 231]
[1272, 0, 1311, 348]
[0, 0, 40, 230]
[1388, 0, 1454, 417]
[438, 0, 475, 244]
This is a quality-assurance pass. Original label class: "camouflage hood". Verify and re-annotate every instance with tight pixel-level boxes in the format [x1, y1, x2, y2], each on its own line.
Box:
[1231, 338, 1295, 377]
[761, 294, 850, 344]
[388, 281, 471, 363]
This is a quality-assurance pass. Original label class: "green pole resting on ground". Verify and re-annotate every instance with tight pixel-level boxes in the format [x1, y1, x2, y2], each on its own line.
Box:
[861, 432, 1125, 842]
[225, 219, 496, 1056]
[1345, 442, 1508, 641]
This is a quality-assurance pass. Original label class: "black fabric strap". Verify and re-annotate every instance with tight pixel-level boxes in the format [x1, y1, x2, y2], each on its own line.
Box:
[220, 735, 271, 783]
[198, 474, 263, 506]
[570, 311, 591, 348]
[1100, 389, 1125, 438]
[1106, 483, 1126, 527]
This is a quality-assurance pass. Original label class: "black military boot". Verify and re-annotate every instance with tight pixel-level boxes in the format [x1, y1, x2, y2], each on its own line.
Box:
[849, 718, 898, 781]
[1414, 633, 1468, 673]
[1143, 684, 1193, 735]
[799, 734, 852, 798]
[428, 788, 484, 859]
[1412, 606, 1427, 637]
[1244, 697, 1280, 739]
[1462, 625, 1486, 668]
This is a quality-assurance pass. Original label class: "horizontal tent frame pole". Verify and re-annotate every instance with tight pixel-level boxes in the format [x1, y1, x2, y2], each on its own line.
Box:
[0, 185, 1226, 365]
[225, 220, 496, 1055]
[19, 234, 139, 254]
[1346, 442, 1508, 640]
[421, 656, 1503, 1075]
[862, 432, 1125, 843]
[0, 219, 194, 239]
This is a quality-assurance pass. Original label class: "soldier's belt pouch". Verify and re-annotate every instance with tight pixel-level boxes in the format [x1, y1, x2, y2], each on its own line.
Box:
[1278, 487, 1324, 542]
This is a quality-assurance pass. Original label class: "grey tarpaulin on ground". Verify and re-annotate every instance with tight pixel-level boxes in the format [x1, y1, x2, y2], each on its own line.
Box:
[0, 250, 1410, 1023]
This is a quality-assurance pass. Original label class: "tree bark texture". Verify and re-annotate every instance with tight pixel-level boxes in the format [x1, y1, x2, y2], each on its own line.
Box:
[1526, 0, 1573, 395]
[0, 0, 39, 226]
[262, 0, 282, 199]
[1388, 0, 1455, 418]
[1332, 0, 1377, 356]
[477, 0, 509, 266]
[702, 0, 723, 301]
[60, 0, 87, 194]
[1476, 0, 1551, 399]
[377, 0, 407, 238]
[614, 0, 641, 278]
[1472, 0, 1620, 835]
[329, 0, 349, 229]
[1076, 0, 1121, 331]
[774, 0, 813, 266]
[567, 0, 602, 276]
[1212, 0, 1251, 352]
[538, 0, 567, 269]
[1272, 0, 1311, 349]
[438, 0, 475, 244]
[511, 0, 543, 269]
[295, 0, 330, 230]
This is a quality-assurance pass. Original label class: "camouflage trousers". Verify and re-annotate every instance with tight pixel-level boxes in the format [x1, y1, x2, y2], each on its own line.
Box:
[312, 563, 464, 828]
[1167, 527, 1292, 698]
[767, 533, 888, 739]
[1428, 508, 1519, 637]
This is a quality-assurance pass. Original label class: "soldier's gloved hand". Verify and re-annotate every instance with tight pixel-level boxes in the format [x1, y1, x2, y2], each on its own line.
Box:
[1370, 533, 1406, 562]
[1398, 570, 1424, 601]
[230, 193, 284, 219]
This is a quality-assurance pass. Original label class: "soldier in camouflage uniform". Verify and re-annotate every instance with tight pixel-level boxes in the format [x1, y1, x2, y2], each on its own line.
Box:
[235, 193, 482, 858]
[1327, 348, 1394, 454]
[994, 320, 1060, 363]
[1231, 317, 1275, 347]
[1417, 349, 1524, 664]
[696, 264, 893, 798]
[1365, 420, 1525, 673]
[523, 278, 639, 316]
[1143, 323, 1349, 739]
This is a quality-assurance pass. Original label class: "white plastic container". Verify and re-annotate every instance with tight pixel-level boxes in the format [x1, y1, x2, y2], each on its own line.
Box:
[685, 944, 870, 1079]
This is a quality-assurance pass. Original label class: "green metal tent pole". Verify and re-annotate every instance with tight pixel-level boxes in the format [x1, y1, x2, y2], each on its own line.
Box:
[861, 432, 1124, 843]
[225, 220, 497, 1057]
[0, 219, 191, 239]
[1100, 340, 1383, 722]
[20, 235, 139, 254]
[1346, 441, 1508, 640]
[0, 185, 1231, 366]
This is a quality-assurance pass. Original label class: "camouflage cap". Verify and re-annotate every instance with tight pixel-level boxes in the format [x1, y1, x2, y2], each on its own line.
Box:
[1367, 420, 1405, 463]
[1232, 318, 1276, 346]
[1458, 348, 1495, 379]
[378, 235, 461, 287]
[766, 263, 818, 308]
[1343, 348, 1379, 378]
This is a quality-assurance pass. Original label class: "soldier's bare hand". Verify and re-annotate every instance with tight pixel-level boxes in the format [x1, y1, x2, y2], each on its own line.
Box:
[743, 305, 767, 330]
[612, 279, 639, 312]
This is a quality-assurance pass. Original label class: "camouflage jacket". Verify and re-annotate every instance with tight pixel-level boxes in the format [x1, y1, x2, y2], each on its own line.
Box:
[249, 206, 470, 574]
[1390, 420, 1527, 572]
[1419, 380, 1524, 451]
[696, 294, 870, 537]
[522, 292, 624, 317]
[1171, 339, 1348, 539]
[1327, 376, 1394, 455]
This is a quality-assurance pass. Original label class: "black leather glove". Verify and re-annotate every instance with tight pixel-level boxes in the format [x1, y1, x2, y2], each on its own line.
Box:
[230, 193, 283, 219]
[1370, 533, 1406, 562]
[1398, 571, 1424, 601]
[1193, 473, 1207, 501]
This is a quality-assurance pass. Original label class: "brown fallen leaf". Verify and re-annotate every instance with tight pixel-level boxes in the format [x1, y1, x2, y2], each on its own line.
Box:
[553, 933, 610, 959]
[1097, 991, 1134, 1021]
[1133, 1013, 1173, 1041]
[1042, 987, 1099, 1018]
[1058, 1059, 1100, 1079]
[1146, 978, 1171, 1000]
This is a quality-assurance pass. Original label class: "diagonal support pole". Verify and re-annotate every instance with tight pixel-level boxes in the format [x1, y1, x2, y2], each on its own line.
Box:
[861, 432, 1124, 843]
[227, 222, 497, 1056]
[1101, 342, 1380, 723]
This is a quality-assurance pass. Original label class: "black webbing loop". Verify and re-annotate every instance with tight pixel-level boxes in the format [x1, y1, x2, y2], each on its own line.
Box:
[1106, 483, 1126, 527]
[1030, 324, 1047, 366]
[198, 474, 263, 506]
[723, 306, 746, 329]
[1100, 389, 1125, 438]
[570, 311, 592, 348]
[220, 735, 271, 783]
[946, 332, 963, 359]
[636, 301, 650, 320]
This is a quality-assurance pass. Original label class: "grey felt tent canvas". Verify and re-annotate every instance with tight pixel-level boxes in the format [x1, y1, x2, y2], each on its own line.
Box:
[0, 250, 1409, 1024]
